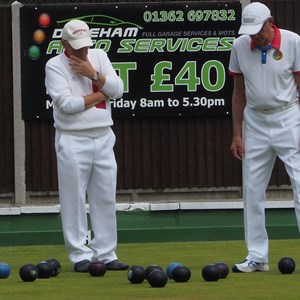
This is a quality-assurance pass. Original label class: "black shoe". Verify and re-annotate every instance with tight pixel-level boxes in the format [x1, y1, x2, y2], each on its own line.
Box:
[74, 259, 90, 272]
[106, 260, 129, 270]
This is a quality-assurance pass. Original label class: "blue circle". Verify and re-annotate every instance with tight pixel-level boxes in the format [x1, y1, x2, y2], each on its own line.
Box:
[0, 262, 11, 278]
[166, 262, 182, 279]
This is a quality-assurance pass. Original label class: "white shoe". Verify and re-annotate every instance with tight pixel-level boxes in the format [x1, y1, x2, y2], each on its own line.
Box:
[232, 259, 269, 273]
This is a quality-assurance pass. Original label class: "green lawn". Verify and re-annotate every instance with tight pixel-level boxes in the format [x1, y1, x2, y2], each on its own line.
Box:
[0, 239, 299, 299]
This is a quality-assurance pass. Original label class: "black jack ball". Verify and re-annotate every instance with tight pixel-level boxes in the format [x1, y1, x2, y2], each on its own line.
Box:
[88, 260, 107, 277]
[36, 261, 53, 279]
[172, 265, 191, 282]
[145, 265, 163, 280]
[46, 258, 61, 277]
[214, 262, 229, 279]
[202, 264, 221, 282]
[127, 265, 146, 284]
[147, 270, 168, 288]
[19, 264, 39, 282]
[278, 257, 296, 274]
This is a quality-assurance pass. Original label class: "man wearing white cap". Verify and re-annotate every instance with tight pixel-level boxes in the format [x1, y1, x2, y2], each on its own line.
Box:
[229, 2, 300, 272]
[45, 19, 129, 272]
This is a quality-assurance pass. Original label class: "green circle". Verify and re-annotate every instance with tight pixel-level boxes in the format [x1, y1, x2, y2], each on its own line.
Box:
[28, 45, 41, 60]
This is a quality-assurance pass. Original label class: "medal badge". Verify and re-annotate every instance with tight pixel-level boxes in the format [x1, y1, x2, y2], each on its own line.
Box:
[273, 49, 283, 60]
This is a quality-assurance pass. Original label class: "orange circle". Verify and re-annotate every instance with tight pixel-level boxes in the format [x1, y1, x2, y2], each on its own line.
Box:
[33, 29, 45, 44]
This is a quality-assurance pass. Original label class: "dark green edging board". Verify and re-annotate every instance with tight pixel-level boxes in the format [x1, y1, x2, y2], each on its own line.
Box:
[0, 208, 297, 246]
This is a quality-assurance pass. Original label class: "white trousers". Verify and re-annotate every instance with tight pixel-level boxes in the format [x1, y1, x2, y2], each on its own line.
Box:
[55, 128, 118, 265]
[243, 104, 300, 263]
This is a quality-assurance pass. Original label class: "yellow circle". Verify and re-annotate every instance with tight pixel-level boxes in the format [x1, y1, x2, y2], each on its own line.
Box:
[33, 29, 45, 44]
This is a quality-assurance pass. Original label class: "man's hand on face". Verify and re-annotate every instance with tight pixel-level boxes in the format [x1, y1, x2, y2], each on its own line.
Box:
[68, 55, 94, 79]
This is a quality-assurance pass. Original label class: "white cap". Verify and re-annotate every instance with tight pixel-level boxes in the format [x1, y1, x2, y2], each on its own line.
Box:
[238, 2, 271, 35]
[62, 19, 93, 49]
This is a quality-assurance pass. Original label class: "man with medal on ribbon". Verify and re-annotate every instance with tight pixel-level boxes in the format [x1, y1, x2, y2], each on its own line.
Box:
[229, 2, 300, 273]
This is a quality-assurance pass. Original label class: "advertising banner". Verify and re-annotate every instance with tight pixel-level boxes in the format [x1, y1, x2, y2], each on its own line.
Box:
[20, 2, 241, 120]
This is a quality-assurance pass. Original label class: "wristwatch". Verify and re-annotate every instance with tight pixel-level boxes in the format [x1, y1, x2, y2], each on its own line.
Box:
[92, 71, 99, 81]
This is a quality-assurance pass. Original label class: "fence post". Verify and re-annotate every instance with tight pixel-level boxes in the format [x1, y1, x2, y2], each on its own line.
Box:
[11, 1, 26, 205]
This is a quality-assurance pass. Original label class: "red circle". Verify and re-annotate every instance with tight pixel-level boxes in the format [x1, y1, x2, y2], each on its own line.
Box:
[39, 13, 50, 27]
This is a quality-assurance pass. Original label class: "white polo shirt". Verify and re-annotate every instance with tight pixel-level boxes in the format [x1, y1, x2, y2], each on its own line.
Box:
[229, 26, 300, 109]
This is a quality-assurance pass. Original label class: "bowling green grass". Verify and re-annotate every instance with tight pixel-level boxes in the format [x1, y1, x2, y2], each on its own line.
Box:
[1, 239, 300, 300]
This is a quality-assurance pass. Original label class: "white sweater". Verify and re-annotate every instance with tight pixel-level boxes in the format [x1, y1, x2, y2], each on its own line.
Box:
[45, 49, 123, 132]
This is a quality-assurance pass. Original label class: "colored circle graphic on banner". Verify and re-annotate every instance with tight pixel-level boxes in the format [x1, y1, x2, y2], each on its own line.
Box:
[28, 45, 41, 60]
[39, 13, 51, 27]
[33, 29, 46, 44]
